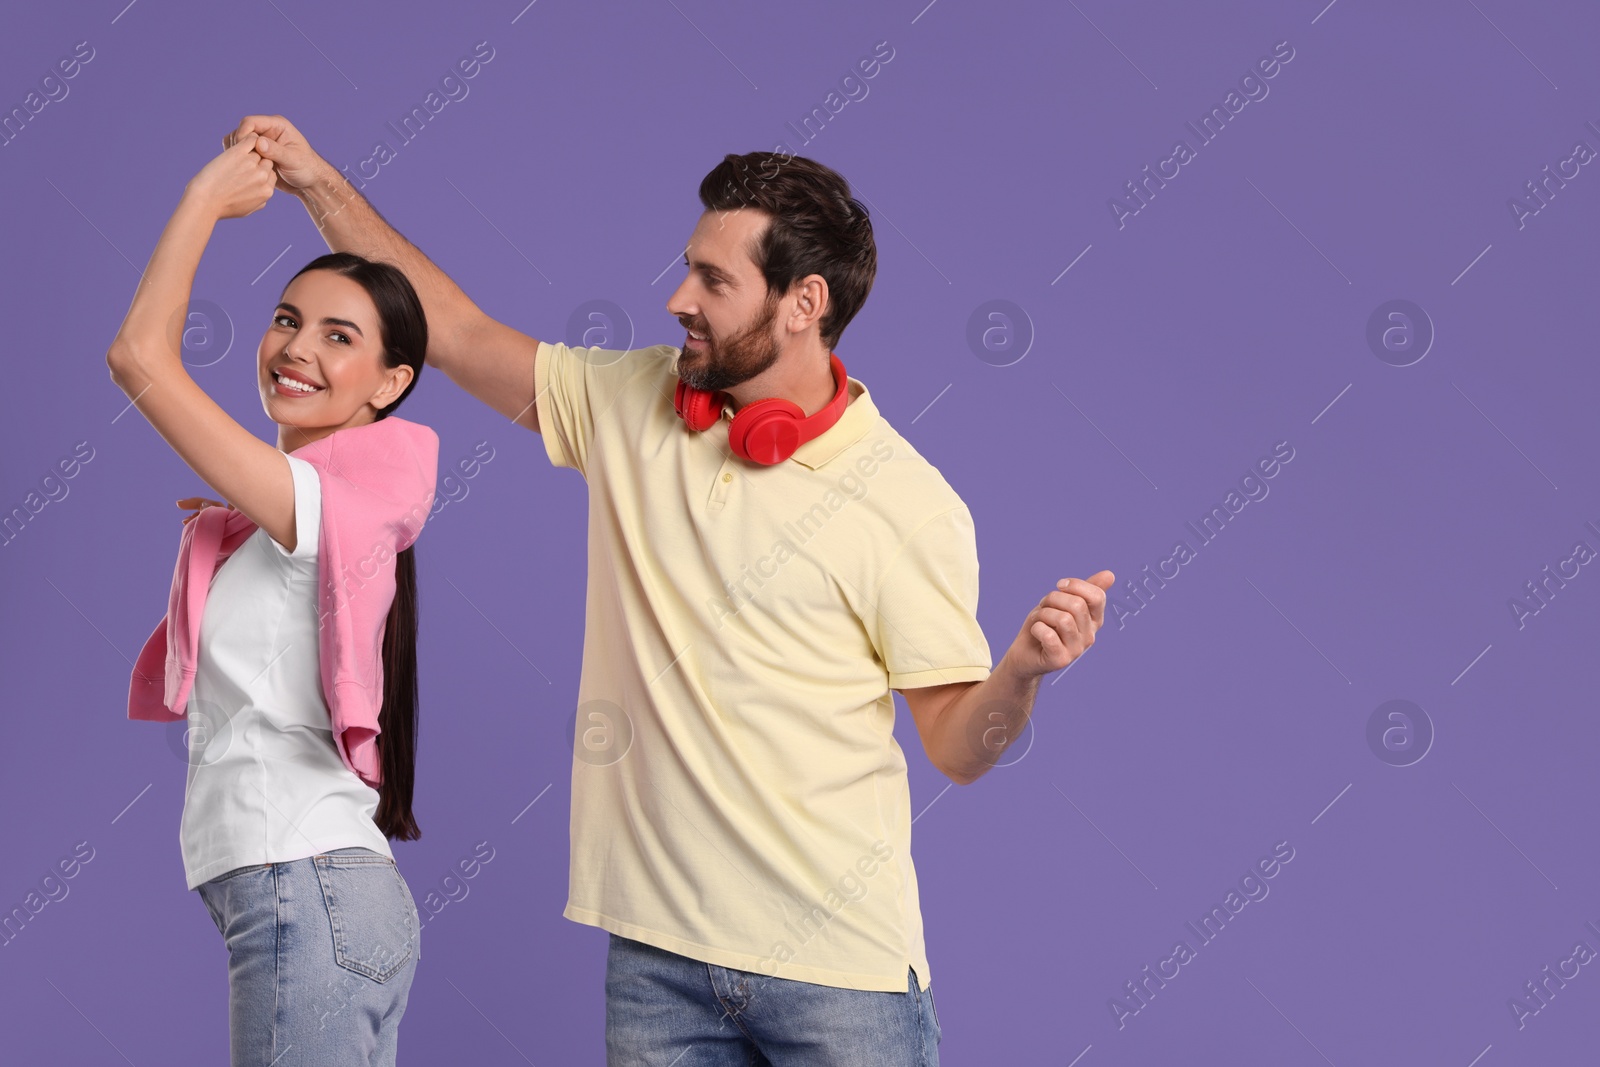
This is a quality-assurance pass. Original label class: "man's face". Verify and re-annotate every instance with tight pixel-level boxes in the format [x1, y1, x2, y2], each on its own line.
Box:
[666, 208, 786, 394]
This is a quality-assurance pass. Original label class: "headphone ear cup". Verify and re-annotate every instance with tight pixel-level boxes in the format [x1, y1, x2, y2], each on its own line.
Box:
[675, 378, 723, 431]
[728, 398, 804, 465]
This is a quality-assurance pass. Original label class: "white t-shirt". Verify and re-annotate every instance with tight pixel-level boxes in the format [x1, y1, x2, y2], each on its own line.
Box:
[179, 453, 393, 890]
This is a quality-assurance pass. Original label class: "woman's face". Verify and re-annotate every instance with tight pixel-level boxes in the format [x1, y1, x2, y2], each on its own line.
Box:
[257, 270, 412, 435]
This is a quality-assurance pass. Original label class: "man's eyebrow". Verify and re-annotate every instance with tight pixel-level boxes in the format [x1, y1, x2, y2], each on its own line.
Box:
[275, 301, 365, 337]
[683, 255, 732, 283]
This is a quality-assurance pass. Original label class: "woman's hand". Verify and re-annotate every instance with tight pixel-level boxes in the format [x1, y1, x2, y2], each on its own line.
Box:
[223, 115, 324, 198]
[183, 137, 277, 221]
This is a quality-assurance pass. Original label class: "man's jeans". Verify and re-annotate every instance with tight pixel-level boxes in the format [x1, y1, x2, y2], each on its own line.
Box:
[196, 847, 420, 1067]
[605, 932, 942, 1065]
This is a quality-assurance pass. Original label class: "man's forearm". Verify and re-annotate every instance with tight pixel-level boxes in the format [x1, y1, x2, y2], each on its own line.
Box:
[935, 655, 1041, 785]
[293, 162, 480, 368]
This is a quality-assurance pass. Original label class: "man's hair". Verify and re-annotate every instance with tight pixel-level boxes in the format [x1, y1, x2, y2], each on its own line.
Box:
[697, 152, 876, 351]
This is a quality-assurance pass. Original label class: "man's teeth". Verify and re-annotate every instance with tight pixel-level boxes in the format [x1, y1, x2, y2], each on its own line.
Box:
[275, 372, 321, 393]
[689, 331, 707, 340]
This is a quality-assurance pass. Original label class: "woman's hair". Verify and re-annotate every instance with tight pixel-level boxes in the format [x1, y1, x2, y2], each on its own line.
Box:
[696, 152, 876, 351]
[283, 252, 427, 840]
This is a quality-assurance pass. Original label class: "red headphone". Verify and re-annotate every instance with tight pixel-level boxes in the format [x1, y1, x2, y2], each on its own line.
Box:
[674, 352, 850, 465]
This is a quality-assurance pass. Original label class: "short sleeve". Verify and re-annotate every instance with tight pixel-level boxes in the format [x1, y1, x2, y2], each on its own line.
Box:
[535, 340, 670, 478]
[267, 453, 321, 564]
[868, 506, 993, 690]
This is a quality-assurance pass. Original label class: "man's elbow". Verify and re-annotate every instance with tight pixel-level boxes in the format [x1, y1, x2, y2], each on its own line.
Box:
[940, 759, 986, 787]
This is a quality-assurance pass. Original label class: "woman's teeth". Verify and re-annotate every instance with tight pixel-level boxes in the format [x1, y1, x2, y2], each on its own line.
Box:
[274, 371, 322, 394]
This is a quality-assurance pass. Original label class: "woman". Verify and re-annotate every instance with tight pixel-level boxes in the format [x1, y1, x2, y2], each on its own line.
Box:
[109, 136, 439, 1066]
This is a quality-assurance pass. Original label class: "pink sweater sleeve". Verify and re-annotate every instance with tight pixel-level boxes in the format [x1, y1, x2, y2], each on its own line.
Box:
[311, 419, 440, 788]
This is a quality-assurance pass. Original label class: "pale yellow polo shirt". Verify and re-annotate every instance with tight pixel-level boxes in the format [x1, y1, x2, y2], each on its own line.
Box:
[535, 339, 992, 992]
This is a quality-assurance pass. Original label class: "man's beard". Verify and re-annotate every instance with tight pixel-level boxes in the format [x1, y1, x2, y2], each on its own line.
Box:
[677, 294, 782, 395]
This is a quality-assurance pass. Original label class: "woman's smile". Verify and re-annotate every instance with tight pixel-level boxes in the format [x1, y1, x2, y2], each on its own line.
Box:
[270, 366, 326, 397]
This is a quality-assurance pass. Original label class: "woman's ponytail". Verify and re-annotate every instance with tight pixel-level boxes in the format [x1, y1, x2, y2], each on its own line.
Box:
[375, 543, 420, 840]
[283, 252, 428, 840]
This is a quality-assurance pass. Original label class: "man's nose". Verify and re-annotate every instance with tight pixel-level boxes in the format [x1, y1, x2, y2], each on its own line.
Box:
[666, 278, 695, 316]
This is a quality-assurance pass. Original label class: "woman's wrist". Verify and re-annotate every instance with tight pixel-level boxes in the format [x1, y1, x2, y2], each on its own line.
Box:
[176, 183, 224, 227]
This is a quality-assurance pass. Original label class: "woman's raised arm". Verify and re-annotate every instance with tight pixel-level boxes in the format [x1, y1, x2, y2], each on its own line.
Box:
[106, 138, 302, 551]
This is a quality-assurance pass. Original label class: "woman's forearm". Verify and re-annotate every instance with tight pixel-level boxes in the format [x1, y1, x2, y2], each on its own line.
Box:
[108, 191, 217, 374]
[102, 145, 299, 549]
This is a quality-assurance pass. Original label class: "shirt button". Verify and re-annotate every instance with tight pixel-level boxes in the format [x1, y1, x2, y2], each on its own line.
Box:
[722, 472, 733, 483]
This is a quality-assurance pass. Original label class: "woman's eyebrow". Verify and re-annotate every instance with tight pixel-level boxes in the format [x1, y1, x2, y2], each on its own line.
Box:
[275, 301, 365, 337]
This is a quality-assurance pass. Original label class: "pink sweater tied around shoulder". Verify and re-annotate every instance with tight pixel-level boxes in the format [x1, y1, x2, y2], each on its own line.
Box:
[127, 415, 440, 788]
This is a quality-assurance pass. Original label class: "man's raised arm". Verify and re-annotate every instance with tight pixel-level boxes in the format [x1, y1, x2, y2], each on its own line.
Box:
[225, 115, 542, 433]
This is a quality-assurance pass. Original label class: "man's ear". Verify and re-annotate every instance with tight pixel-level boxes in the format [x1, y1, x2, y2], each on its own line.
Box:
[789, 275, 829, 334]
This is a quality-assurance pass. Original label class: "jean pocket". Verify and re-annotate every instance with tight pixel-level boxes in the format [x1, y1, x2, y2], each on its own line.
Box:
[206, 861, 274, 885]
[917, 970, 942, 1045]
[312, 853, 417, 982]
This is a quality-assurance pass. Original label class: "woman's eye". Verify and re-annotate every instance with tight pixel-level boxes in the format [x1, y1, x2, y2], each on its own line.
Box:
[274, 314, 295, 328]
[330, 331, 350, 345]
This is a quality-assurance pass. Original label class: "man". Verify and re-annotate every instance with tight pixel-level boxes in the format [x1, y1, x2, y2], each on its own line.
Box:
[228, 114, 1113, 1064]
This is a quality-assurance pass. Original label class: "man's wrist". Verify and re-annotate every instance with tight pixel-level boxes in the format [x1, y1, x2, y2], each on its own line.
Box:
[993, 648, 1041, 689]
[296, 161, 362, 228]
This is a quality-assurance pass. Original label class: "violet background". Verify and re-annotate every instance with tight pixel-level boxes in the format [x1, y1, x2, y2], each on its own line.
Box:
[3, 0, 1598, 1062]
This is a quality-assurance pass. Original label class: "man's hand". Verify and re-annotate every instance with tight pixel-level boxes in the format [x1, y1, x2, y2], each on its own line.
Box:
[178, 496, 232, 526]
[905, 570, 1115, 785]
[223, 115, 325, 197]
[1002, 571, 1115, 678]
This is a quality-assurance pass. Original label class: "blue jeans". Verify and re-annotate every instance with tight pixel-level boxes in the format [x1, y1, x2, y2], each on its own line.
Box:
[197, 847, 420, 1067]
[605, 933, 942, 1066]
